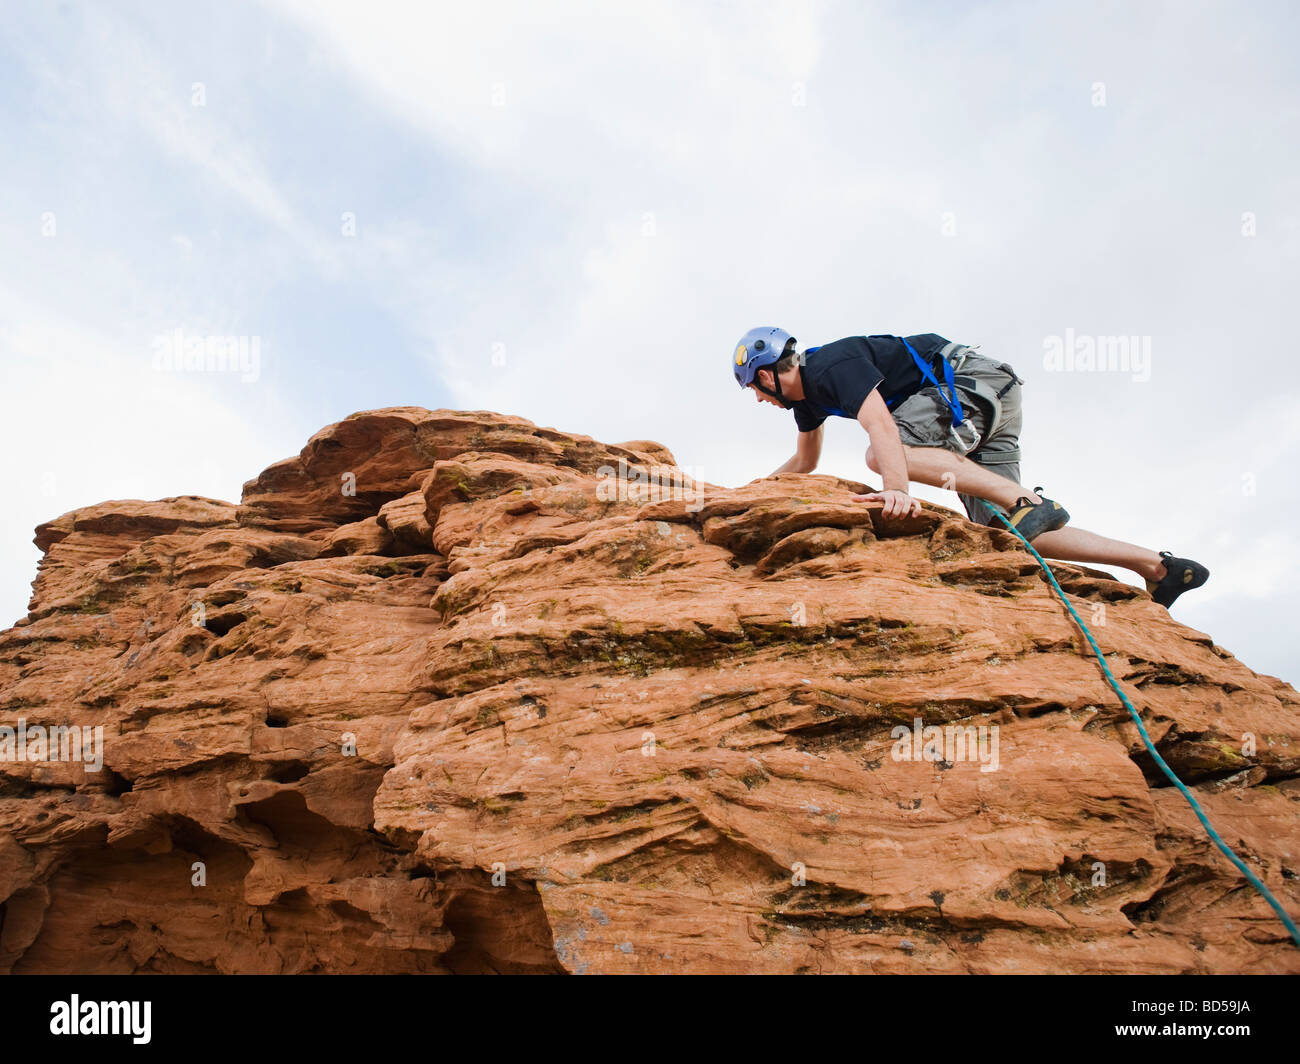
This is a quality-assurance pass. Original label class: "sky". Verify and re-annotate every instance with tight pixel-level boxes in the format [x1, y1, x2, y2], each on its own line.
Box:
[2, 0, 1298, 682]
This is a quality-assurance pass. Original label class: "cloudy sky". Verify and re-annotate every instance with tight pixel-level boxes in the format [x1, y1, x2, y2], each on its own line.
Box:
[3, 1, 1297, 682]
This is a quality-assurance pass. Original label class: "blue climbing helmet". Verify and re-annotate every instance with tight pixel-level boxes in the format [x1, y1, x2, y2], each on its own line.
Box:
[733, 326, 795, 394]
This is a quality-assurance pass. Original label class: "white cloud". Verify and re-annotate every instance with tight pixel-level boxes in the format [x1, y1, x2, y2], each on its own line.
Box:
[266, 0, 1300, 681]
[4, 0, 1297, 683]
[0, 283, 286, 624]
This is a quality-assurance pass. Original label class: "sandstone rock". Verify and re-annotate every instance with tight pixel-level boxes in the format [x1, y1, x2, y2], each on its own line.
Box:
[1, 408, 1297, 974]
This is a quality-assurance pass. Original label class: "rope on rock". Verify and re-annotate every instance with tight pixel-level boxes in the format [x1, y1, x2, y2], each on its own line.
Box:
[991, 510, 1300, 949]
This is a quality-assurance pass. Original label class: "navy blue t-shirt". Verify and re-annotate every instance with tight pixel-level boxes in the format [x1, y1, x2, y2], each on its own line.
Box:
[790, 333, 950, 432]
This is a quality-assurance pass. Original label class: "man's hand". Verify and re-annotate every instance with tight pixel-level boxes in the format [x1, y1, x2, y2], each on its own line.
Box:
[854, 390, 919, 517]
[852, 488, 921, 519]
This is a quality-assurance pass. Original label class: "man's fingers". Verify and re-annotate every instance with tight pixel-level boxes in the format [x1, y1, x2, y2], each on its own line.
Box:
[851, 491, 919, 519]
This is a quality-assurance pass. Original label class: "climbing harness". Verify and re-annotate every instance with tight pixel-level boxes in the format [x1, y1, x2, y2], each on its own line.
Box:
[895, 337, 982, 452]
[991, 510, 1300, 948]
[899, 336, 965, 427]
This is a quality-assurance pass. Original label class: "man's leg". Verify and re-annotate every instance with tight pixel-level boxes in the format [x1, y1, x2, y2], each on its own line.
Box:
[899, 444, 1167, 582]
[1022, 526, 1165, 582]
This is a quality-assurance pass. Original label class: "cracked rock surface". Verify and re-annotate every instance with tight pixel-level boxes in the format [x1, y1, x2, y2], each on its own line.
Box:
[2, 407, 1298, 973]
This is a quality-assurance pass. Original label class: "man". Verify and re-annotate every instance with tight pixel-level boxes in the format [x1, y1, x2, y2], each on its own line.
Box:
[732, 327, 1209, 609]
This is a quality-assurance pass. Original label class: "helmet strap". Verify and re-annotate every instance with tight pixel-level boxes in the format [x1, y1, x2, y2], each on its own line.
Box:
[756, 366, 791, 408]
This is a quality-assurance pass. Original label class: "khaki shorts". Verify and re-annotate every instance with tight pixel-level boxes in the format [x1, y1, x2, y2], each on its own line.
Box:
[891, 351, 1024, 526]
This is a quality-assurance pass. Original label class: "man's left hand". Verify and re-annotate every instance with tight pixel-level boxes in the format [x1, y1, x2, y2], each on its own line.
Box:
[852, 489, 922, 518]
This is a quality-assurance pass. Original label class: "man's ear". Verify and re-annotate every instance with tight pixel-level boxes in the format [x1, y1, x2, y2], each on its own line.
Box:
[755, 368, 771, 389]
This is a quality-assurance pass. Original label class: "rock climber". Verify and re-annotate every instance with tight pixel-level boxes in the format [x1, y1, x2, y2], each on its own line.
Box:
[731, 327, 1209, 610]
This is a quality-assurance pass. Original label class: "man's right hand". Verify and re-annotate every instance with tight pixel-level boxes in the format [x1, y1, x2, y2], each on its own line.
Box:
[852, 489, 922, 519]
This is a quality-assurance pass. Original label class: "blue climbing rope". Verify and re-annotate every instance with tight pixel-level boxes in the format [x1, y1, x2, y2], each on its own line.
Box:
[991, 510, 1300, 948]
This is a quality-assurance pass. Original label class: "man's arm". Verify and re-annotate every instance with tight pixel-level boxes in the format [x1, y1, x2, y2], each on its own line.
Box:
[768, 426, 823, 476]
[853, 388, 921, 517]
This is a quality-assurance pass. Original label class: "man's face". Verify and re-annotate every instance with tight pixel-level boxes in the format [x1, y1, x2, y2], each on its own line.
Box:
[749, 371, 786, 407]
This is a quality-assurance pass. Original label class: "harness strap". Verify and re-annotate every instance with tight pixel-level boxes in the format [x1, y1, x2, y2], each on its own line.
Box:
[995, 360, 1024, 399]
[965, 443, 1021, 466]
[937, 341, 973, 372]
[901, 336, 965, 428]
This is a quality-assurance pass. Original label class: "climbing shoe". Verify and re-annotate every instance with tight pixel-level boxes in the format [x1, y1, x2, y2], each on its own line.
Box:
[1004, 486, 1070, 542]
[1147, 552, 1210, 609]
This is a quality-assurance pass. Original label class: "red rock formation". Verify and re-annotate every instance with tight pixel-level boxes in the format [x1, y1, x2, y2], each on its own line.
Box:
[2, 408, 1297, 974]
